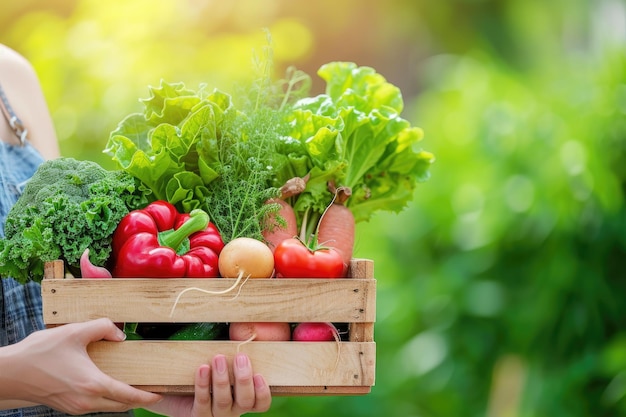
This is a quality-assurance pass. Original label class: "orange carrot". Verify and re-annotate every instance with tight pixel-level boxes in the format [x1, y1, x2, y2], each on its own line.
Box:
[261, 175, 307, 252]
[317, 184, 355, 274]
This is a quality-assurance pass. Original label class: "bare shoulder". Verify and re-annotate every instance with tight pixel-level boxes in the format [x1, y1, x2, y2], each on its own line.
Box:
[0, 44, 60, 159]
[0, 44, 29, 64]
[0, 44, 38, 80]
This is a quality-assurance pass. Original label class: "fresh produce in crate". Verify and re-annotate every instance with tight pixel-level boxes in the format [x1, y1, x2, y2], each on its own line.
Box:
[0, 57, 434, 282]
[261, 175, 306, 253]
[111, 200, 223, 278]
[292, 322, 340, 342]
[102, 61, 434, 277]
[1, 52, 434, 393]
[217, 237, 274, 279]
[229, 322, 292, 342]
[273, 238, 345, 278]
[41, 258, 377, 394]
[0, 157, 150, 282]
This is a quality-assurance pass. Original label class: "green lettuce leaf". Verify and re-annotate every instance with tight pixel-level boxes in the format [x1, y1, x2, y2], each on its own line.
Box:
[103, 80, 232, 211]
[103, 79, 289, 242]
[103, 62, 434, 244]
[286, 62, 434, 226]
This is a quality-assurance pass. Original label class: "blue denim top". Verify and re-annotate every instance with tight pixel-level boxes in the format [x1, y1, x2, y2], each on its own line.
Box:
[0, 143, 131, 417]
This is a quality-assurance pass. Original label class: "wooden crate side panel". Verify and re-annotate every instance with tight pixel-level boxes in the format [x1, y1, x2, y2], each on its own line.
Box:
[349, 323, 375, 342]
[42, 278, 375, 324]
[43, 259, 377, 395]
[348, 259, 374, 279]
[43, 259, 374, 280]
[270, 386, 372, 396]
[347, 259, 376, 343]
[134, 385, 372, 396]
[87, 341, 375, 388]
[44, 260, 64, 279]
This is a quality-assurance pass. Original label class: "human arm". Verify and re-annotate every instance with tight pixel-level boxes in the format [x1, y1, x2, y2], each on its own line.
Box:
[0, 318, 163, 414]
[0, 44, 60, 159]
[0, 320, 271, 416]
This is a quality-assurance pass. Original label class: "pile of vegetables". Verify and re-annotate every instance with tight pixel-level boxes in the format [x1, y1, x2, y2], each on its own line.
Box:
[0, 158, 150, 281]
[0, 58, 434, 341]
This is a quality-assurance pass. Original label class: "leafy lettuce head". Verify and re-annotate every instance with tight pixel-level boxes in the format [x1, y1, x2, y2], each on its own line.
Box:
[282, 62, 435, 224]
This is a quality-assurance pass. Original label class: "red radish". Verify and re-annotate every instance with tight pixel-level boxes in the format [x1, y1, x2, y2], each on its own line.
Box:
[262, 175, 308, 253]
[292, 322, 339, 342]
[80, 248, 112, 279]
[229, 322, 291, 341]
[317, 184, 355, 274]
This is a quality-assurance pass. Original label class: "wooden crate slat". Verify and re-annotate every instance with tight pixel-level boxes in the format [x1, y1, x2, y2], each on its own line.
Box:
[270, 386, 372, 396]
[348, 259, 374, 280]
[87, 341, 375, 387]
[42, 278, 376, 324]
[42, 259, 376, 395]
[134, 385, 372, 396]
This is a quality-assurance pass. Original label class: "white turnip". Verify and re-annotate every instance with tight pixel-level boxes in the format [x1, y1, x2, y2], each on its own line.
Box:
[218, 237, 274, 278]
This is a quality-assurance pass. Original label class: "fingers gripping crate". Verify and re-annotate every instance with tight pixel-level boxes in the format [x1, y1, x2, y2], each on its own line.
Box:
[41, 259, 376, 396]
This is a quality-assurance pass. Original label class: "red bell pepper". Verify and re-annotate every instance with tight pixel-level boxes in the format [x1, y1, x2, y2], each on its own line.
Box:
[111, 200, 224, 278]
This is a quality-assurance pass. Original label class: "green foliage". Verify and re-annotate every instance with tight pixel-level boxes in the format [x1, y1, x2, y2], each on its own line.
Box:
[1, 1, 623, 416]
[287, 62, 434, 231]
[0, 157, 150, 282]
[202, 104, 286, 243]
[362, 47, 626, 416]
[103, 78, 291, 243]
[105, 59, 435, 244]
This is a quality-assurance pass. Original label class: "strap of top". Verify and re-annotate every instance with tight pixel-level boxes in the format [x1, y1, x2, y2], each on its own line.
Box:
[0, 83, 27, 145]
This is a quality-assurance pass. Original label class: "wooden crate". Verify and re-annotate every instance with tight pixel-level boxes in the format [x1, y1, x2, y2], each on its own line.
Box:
[41, 259, 376, 396]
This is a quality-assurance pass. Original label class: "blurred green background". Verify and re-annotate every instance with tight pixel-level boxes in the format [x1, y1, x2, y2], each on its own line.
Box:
[2, 0, 626, 416]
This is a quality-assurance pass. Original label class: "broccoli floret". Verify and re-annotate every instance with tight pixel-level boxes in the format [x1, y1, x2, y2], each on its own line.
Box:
[0, 157, 152, 282]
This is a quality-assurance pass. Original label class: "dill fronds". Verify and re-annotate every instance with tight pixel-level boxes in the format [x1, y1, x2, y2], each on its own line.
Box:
[200, 33, 312, 243]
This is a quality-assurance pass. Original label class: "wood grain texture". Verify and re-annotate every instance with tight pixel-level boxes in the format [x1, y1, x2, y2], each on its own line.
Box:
[41, 278, 375, 324]
[87, 340, 375, 388]
[42, 258, 377, 395]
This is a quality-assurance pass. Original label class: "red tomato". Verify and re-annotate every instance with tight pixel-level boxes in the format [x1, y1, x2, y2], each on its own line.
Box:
[274, 238, 346, 278]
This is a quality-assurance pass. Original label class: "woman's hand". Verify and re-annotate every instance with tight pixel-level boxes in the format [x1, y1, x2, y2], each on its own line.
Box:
[147, 353, 272, 417]
[0, 318, 163, 414]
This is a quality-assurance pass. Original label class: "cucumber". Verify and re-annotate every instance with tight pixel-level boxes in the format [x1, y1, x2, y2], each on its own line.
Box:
[123, 322, 143, 340]
[168, 322, 224, 340]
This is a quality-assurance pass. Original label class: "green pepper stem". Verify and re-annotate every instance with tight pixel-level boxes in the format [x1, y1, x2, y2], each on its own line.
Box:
[159, 209, 210, 253]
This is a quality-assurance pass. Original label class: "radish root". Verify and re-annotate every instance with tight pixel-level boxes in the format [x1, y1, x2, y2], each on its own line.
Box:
[236, 332, 257, 353]
[169, 270, 249, 317]
[331, 326, 342, 371]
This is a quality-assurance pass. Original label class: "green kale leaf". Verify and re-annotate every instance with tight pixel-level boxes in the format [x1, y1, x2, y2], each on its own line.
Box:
[0, 157, 151, 282]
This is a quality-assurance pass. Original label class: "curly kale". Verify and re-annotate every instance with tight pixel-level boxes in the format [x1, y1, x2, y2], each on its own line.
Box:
[0, 157, 152, 282]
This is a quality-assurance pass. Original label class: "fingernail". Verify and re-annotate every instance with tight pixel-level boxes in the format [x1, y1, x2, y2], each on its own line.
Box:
[199, 365, 210, 379]
[235, 353, 250, 370]
[117, 330, 127, 341]
[253, 374, 266, 389]
[215, 355, 227, 374]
